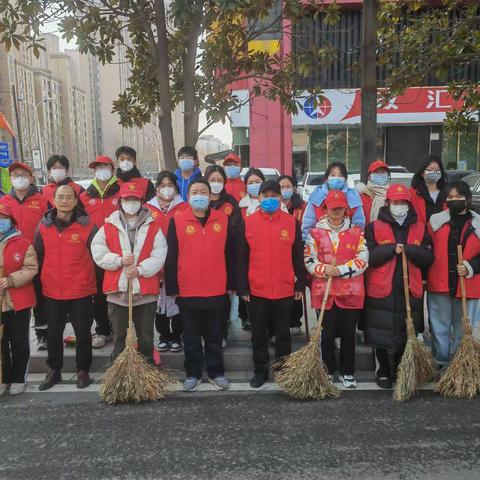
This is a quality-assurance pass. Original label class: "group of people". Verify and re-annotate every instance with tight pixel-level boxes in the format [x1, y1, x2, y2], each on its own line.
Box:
[0, 147, 478, 396]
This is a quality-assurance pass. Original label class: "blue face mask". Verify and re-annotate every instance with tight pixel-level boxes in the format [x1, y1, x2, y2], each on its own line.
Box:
[189, 195, 210, 211]
[327, 177, 345, 190]
[247, 183, 261, 197]
[0, 218, 11, 234]
[225, 166, 241, 179]
[260, 197, 280, 214]
[370, 173, 389, 186]
[179, 158, 195, 172]
[281, 189, 294, 200]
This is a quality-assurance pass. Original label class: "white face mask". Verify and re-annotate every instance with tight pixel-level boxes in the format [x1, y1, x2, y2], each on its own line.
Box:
[390, 204, 409, 219]
[122, 199, 141, 215]
[51, 168, 67, 182]
[95, 167, 113, 182]
[209, 182, 224, 195]
[11, 177, 30, 190]
[119, 160, 134, 172]
[158, 186, 175, 200]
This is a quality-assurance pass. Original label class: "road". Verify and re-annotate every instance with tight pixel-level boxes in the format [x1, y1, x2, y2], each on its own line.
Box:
[1, 389, 479, 480]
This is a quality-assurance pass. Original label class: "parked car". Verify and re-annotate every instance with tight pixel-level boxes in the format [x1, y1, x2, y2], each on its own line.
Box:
[75, 179, 92, 190]
[240, 167, 281, 182]
[462, 172, 480, 214]
[446, 170, 477, 183]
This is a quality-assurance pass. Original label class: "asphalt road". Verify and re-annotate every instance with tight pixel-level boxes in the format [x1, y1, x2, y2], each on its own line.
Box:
[1, 390, 479, 480]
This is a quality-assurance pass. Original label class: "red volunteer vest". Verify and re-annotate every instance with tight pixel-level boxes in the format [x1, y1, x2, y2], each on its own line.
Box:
[39, 221, 97, 300]
[310, 226, 365, 310]
[147, 202, 189, 235]
[427, 219, 480, 298]
[3, 235, 36, 310]
[217, 200, 235, 218]
[225, 178, 246, 203]
[174, 207, 228, 297]
[366, 220, 425, 299]
[245, 210, 297, 300]
[42, 181, 83, 209]
[2, 192, 48, 242]
[361, 193, 373, 223]
[80, 189, 120, 228]
[102, 221, 161, 295]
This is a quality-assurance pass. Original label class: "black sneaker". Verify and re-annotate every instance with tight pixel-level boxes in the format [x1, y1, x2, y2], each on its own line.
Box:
[376, 374, 393, 389]
[158, 339, 169, 352]
[39, 370, 62, 391]
[241, 319, 251, 331]
[250, 373, 268, 389]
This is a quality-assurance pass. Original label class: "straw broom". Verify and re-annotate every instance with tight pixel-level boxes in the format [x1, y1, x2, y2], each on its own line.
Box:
[101, 280, 176, 404]
[434, 245, 480, 399]
[393, 248, 435, 401]
[274, 261, 339, 400]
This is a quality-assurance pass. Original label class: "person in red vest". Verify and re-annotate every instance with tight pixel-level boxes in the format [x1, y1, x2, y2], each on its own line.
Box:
[34, 185, 98, 391]
[223, 152, 246, 202]
[364, 184, 433, 389]
[2, 162, 49, 350]
[115, 146, 156, 202]
[80, 155, 120, 349]
[0, 201, 38, 396]
[427, 180, 480, 367]
[145, 171, 187, 353]
[41, 155, 85, 210]
[358, 160, 391, 223]
[238, 180, 305, 388]
[165, 178, 238, 392]
[304, 190, 368, 389]
[409, 155, 448, 225]
[92, 181, 167, 363]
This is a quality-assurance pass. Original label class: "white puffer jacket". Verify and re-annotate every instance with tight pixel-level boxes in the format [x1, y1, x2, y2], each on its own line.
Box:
[91, 209, 168, 295]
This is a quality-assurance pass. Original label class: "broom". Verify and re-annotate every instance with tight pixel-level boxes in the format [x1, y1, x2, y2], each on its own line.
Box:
[0, 266, 4, 385]
[303, 293, 310, 341]
[393, 248, 435, 401]
[434, 245, 480, 399]
[101, 280, 176, 404]
[274, 260, 339, 400]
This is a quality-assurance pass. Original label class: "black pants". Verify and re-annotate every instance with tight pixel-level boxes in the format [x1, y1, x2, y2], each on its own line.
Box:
[238, 297, 249, 322]
[290, 298, 303, 328]
[376, 348, 403, 378]
[249, 296, 293, 375]
[178, 299, 225, 380]
[33, 274, 47, 339]
[44, 296, 94, 372]
[321, 304, 358, 375]
[94, 266, 111, 336]
[155, 313, 182, 343]
[1, 309, 30, 383]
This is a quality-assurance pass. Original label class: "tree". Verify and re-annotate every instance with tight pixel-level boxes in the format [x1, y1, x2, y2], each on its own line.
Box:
[378, 0, 480, 132]
[0, 0, 339, 170]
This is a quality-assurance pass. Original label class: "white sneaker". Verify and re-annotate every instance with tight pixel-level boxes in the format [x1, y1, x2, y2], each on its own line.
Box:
[37, 337, 47, 351]
[222, 338, 227, 348]
[334, 337, 341, 349]
[291, 327, 302, 336]
[0, 384, 8, 395]
[270, 335, 276, 346]
[327, 375, 334, 384]
[339, 375, 357, 389]
[92, 334, 110, 349]
[9, 383, 26, 395]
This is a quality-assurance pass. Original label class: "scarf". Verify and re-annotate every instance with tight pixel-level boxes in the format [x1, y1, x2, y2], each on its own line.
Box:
[363, 181, 388, 222]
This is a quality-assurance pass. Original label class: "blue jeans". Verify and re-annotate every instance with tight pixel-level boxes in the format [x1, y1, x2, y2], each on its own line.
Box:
[427, 293, 479, 365]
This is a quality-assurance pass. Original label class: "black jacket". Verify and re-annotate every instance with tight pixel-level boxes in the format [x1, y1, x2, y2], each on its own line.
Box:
[285, 192, 304, 215]
[363, 207, 434, 351]
[115, 167, 156, 202]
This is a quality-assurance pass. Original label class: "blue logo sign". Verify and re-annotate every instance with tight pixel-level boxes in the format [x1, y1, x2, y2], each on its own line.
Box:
[0, 142, 11, 168]
[303, 96, 332, 119]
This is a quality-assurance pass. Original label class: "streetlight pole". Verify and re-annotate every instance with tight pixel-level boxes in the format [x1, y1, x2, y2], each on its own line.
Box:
[11, 85, 24, 161]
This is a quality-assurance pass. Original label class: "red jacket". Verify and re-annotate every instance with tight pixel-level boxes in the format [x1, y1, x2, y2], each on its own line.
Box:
[147, 201, 189, 235]
[245, 210, 300, 300]
[2, 189, 48, 242]
[366, 219, 425, 299]
[427, 213, 480, 298]
[174, 207, 229, 297]
[3, 235, 36, 310]
[36, 213, 97, 300]
[80, 184, 120, 228]
[42, 180, 83, 209]
[225, 178, 246, 203]
[309, 226, 365, 310]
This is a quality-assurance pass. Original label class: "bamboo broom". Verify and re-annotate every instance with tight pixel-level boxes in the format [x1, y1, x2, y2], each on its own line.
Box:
[101, 280, 176, 404]
[434, 245, 480, 399]
[393, 248, 435, 401]
[274, 260, 339, 400]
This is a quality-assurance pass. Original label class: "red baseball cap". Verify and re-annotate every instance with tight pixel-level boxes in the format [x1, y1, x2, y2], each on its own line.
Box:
[0, 199, 13, 218]
[386, 183, 411, 202]
[119, 181, 143, 200]
[88, 155, 114, 169]
[223, 153, 241, 166]
[8, 161, 33, 175]
[325, 190, 348, 209]
[368, 160, 390, 175]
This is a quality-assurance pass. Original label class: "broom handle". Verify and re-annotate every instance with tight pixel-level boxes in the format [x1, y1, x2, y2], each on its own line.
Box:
[0, 266, 3, 385]
[126, 278, 135, 347]
[401, 248, 415, 337]
[312, 259, 336, 343]
[457, 245, 472, 335]
[303, 291, 310, 341]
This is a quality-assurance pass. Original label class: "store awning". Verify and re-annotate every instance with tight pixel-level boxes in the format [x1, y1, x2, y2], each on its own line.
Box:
[204, 149, 235, 164]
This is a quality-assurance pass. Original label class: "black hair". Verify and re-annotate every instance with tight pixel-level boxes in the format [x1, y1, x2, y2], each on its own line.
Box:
[244, 167, 265, 184]
[411, 154, 447, 191]
[178, 146, 198, 160]
[323, 162, 348, 182]
[115, 146, 137, 160]
[156, 170, 179, 192]
[47, 154, 69, 171]
[278, 175, 295, 187]
[447, 180, 472, 210]
[53, 183, 78, 199]
[188, 178, 211, 193]
[204, 165, 227, 184]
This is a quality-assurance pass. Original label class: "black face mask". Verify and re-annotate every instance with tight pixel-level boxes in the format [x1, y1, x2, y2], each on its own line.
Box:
[447, 199, 467, 215]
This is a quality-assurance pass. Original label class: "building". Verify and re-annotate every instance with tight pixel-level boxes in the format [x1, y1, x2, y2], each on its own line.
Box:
[196, 134, 231, 169]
